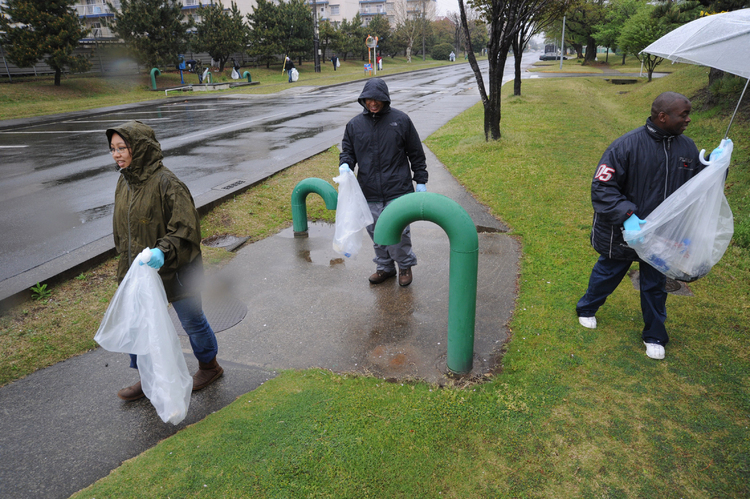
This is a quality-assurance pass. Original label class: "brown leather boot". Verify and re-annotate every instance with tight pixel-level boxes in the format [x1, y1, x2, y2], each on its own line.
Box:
[192, 357, 224, 391]
[369, 269, 396, 284]
[398, 267, 413, 287]
[117, 381, 145, 401]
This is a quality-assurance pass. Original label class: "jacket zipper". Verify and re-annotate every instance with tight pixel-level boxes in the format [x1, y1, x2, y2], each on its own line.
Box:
[662, 140, 669, 200]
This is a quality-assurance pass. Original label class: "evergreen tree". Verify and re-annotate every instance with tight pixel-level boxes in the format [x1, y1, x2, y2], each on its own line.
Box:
[195, 1, 247, 71]
[108, 0, 193, 69]
[366, 14, 392, 57]
[247, 0, 284, 68]
[281, 0, 314, 64]
[0, 0, 91, 86]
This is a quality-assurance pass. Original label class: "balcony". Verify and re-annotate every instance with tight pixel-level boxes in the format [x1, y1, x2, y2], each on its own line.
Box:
[74, 1, 119, 17]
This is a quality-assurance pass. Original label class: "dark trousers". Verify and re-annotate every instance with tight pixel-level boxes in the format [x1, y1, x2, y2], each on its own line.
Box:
[576, 255, 669, 345]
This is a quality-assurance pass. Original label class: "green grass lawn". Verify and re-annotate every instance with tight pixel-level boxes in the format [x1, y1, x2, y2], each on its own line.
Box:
[68, 64, 749, 498]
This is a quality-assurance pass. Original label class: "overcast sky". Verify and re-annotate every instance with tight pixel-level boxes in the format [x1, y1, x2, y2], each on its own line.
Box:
[436, 0, 460, 16]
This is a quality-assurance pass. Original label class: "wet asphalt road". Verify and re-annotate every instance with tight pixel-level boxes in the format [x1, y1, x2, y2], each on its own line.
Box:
[0, 56, 542, 295]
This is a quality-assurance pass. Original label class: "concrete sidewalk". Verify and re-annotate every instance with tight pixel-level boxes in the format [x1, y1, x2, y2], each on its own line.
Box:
[0, 145, 519, 499]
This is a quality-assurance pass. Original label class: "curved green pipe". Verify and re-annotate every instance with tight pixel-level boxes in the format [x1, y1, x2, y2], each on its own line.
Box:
[374, 192, 479, 374]
[150, 68, 161, 90]
[291, 178, 338, 234]
[243, 71, 252, 82]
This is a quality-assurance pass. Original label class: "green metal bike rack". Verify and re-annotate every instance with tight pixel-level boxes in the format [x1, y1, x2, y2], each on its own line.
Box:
[150, 68, 161, 90]
[291, 178, 338, 235]
[374, 192, 479, 374]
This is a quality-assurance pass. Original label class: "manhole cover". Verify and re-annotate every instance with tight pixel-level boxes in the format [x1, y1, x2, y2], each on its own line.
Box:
[168, 296, 247, 335]
[202, 234, 249, 251]
[665, 278, 682, 293]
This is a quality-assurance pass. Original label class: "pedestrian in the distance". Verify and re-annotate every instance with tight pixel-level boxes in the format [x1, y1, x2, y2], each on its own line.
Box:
[576, 92, 705, 360]
[107, 121, 223, 401]
[331, 53, 339, 71]
[284, 57, 295, 83]
[339, 78, 428, 287]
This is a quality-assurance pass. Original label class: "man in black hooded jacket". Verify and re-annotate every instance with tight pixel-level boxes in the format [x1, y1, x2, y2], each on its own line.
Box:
[576, 91, 704, 360]
[339, 78, 428, 286]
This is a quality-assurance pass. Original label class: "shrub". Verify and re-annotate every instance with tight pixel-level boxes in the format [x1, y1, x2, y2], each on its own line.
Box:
[431, 43, 455, 61]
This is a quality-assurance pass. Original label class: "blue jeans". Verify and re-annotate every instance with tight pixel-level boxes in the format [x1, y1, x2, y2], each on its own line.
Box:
[576, 255, 668, 345]
[288, 69, 293, 82]
[366, 199, 418, 272]
[129, 294, 218, 369]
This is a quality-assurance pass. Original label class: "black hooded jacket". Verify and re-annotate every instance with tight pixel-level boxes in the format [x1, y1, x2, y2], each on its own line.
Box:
[339, 78, 428, 203]
[590, 117, 702, 260]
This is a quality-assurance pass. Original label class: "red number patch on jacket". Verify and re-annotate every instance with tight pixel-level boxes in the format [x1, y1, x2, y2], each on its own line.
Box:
[594, 164, 615, 182]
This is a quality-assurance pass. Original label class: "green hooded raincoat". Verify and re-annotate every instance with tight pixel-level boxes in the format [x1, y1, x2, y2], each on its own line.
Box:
[107, 121, 204, 302]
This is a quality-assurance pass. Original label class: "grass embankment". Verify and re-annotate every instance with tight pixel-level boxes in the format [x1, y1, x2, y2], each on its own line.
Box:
[66, 64, 749, 497]
[0, 55, 463, 121]
[530, 54, 676, 74]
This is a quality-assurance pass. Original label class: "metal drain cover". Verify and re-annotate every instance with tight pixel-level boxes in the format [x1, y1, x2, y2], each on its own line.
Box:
[202, 234, 249, 252]
[168, 296, 247, 335]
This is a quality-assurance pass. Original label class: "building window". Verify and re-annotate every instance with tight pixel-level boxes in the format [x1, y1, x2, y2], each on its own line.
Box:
[330, 4, 339, 15]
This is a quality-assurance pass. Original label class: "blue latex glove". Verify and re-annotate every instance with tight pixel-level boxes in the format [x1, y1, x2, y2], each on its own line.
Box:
[339, 163, 351, 173]
[415, 184, 426, 192]
[623, 214, 646, 232]
[139, 247, 165, 269]
[709, 147, 723, 161]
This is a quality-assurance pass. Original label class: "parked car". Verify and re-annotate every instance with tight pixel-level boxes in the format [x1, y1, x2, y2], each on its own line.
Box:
[539, 54, 568, 61]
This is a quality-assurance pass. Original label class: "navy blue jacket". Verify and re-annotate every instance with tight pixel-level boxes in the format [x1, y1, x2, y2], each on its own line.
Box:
[590, 117, 702, 260]
[340, 78, 428, 203]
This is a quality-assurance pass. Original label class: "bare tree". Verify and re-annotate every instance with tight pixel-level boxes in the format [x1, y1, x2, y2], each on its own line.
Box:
[392, 0, 435, 62]
[511, 2, 564, 96]
[459, 0, 568, 140]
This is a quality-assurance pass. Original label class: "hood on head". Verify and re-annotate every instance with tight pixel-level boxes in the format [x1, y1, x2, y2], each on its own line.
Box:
[106, 120, 164, 181]
[358, 78, 391, 113]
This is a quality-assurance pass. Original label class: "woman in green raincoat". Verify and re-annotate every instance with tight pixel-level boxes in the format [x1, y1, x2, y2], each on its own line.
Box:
[107, 121, 223, 401]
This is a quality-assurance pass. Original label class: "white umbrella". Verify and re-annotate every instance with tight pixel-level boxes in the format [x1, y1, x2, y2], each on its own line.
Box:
[642, 9, 750, 137]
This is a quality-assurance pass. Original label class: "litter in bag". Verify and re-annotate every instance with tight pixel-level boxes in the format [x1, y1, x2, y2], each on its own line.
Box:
[94, 248, 192, 424]
[291, 68, 299, 82]
[623, 138, 734, 282]
[332, 169, 374, 257]
[231, 68, 239, 80]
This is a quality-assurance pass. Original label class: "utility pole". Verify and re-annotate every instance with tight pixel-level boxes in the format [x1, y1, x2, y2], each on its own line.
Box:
[313, 0, 321, 72]
[559, 16, 565, 70]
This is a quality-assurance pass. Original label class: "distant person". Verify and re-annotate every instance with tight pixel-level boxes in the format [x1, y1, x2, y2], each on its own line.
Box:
[449, 51, 455, 62]
[331, 53, 339, 71]
[107, 121, 223, 401]
[284, 57, 295, 83]
[376, 54, 382, 71]
[339, 78, 428, 286]
[576, 92, 704, 360]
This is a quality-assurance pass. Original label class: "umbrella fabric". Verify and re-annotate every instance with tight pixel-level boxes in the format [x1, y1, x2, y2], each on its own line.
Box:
[642, 9, 750, 79]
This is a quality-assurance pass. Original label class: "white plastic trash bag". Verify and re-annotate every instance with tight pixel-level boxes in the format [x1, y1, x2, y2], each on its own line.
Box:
[291, 68, 299, 82]
[95, 248, 192, 424]
[332, 169, 374, 257]
[623, 139, 734, 282]
[231, 68, 239, 79]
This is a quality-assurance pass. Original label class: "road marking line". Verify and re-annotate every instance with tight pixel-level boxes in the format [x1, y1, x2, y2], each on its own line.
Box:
[0, 145, 29, 148]
[176, 111, 287, 142]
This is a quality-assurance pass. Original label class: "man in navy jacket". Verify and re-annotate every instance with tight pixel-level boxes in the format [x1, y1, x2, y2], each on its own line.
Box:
[339, 78, 428, 287]
[576, 92, 703, 360]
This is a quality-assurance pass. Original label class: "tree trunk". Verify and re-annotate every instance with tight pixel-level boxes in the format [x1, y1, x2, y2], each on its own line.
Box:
[709, 67, 724, 86]
[583, 37, 597, 65]
[512, 36, 522, 96]
[622, 52, 626, 65]
[54, 68, 62, 86]
[573, 43, 583, 59]
[406, 44, 412, 63]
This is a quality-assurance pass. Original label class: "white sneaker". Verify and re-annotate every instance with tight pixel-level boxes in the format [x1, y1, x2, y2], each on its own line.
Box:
[643, 342, 665, 360]
[578, 316, 597, 329]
